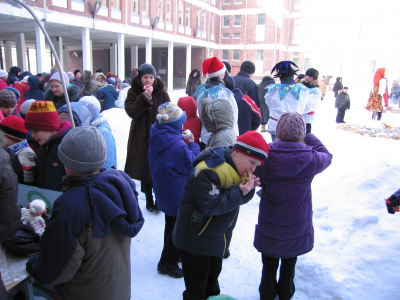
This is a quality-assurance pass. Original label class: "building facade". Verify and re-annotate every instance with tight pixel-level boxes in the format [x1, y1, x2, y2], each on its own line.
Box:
[0, 0, 304, 89]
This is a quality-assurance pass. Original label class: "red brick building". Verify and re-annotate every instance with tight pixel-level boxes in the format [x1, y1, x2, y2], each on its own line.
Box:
[0, 0, 304, 89]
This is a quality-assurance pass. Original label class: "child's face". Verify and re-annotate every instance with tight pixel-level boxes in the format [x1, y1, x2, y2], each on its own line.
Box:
[31, 130, 56, 145]
[0, 106, 16, 117]
[232, 150, 262, 176]
[343, 89, 348, 93]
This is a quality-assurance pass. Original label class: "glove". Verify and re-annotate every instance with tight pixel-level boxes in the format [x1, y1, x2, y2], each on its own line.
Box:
[386, 195, 399, 214]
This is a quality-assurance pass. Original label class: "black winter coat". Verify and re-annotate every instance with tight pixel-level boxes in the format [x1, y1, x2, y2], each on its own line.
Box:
[336, 93, 350, 110]
[43, 85, 81, 110]
[186, 69, 202, 97]
[258, 76, 276, 124]
[24, 75, 44, 101]
[35, 122, 71, 191]
[233, 70, 260, 107]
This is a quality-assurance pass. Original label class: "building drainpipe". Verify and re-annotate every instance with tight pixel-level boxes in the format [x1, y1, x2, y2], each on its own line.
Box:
[286, 0, 292, 60]
[243, 0, 248, 61]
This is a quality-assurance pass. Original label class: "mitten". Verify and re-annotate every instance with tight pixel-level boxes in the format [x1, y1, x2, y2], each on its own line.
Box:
[385, 195, 399, 214]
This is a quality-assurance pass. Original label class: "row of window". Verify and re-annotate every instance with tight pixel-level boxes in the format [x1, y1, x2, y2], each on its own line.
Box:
[222, 33, 241, 38]
[223, 0, 242, 3]
[222, 49, 264, 60]
[223, 14, 266, 27]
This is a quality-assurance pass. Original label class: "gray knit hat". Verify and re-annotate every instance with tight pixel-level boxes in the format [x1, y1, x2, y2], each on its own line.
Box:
[276, 111, 306, 142]
[58, 126, 107, 173]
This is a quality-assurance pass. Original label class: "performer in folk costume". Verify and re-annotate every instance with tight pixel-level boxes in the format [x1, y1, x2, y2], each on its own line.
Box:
[366, 68, 388, 121]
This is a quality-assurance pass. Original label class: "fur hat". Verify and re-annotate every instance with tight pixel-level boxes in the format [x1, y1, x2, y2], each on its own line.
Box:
[240, 61, 256, 74]
[0, 69, 7, 78]
[276, 111, 306, 142]
[305, 68, 319, 80]
[233, 131, 269, 166]
[156, 102, 187, 129]
[24, 101, 60, 131]
[202, 57, 226, 78]
[49, 71, 69, 86]
[79, 96, 101, 121]
[0, 89, 17, 107]
[138, 63, 156, 79]
[58, 126, 107, 173]
[0, 115, 27, 140]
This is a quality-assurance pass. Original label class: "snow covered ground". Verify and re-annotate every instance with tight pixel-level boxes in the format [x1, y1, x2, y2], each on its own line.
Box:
[103, 87, 400, 300]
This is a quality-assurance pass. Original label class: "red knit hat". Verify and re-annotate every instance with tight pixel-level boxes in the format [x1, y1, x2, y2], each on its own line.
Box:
[0, 115, 27, 140]
[24, 101, 60, 131]
[202, 57, 226, 78]
[233, 131, 269, 165]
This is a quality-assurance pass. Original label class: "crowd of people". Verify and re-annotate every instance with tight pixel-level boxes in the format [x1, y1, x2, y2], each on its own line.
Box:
[4, 55, 385, 300]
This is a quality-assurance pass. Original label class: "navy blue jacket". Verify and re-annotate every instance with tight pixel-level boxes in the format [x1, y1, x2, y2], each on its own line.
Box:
[26, 168, 144, 284]
[233, 70, 260, 107]
[97, 85, 118, 110]
[35, 121, 71, 191]
[24, 76, 44, 101]
[173, 146, 255, 258]
[148, 122, 200, 217]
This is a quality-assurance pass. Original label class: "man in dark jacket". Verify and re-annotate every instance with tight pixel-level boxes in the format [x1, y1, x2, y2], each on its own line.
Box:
[8, 66, 21, 86]
[233, 61, 260, 107]
[173, 131, 269, 300]
[0, 130, 20, 298]
[336, 87, 350, 123]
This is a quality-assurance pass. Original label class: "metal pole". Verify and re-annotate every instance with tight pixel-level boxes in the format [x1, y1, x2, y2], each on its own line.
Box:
[13, 0, 75, 129]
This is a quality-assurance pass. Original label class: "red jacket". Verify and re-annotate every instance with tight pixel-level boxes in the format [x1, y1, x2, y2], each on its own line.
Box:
[14, 81, 30, 114]
[177, 96, 201, 145]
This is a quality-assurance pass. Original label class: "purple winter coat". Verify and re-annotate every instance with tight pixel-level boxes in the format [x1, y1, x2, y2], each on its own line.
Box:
[254, 134, 332, 258]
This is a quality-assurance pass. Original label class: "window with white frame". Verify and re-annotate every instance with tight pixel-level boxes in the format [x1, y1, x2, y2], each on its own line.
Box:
[166, 0, 171, 22]
[256, 50, 263, 60]
[233, 50, 239, 60]
[222, 33, 229, 38]
[111, 0, 120, 9]
[233, 33, 240, 38]
[222, 50, 229, 60]
[235, 0, 241, 2]
[131, 0, 138, 13]
[210, 14, 214, 34]
[234, 15, 241, 26]
[186, 4, 190, 26]
[158, 0, 163, 21]
[224, 0, 230, 3]
[202, 10, 206, 31]
[293, 19, 302, 39]
[179, 1, 183, 25]
[142, 0, 148, 16]
[196, 8, 200, 29]
[223, 16, 230, 26]
[293, 52, 300, 66]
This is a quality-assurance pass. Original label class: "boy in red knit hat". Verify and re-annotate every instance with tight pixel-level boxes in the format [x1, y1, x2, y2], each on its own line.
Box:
[173, 131, 269, 300]
[0, 115, 36, 184]
[24, 100, 71, 191]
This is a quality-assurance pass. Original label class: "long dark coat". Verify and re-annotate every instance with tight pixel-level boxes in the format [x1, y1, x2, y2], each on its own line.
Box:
[124, 76, 170, 182]
[186, 69, 201, 97]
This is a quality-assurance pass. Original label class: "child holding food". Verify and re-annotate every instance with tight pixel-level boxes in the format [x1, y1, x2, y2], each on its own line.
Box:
[254, 111, 332, 300]
[173, 131, 269, 300]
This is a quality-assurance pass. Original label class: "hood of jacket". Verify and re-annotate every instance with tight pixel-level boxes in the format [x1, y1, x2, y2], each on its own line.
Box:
[62, 168, 144, 238]
[58, 102, 91, 126]
[188, 69, 201, 80]
[91, 114, 108, 127]
[303, 79, 319, 88]
[224, 76, 244, 100]
[10, 67, 21, 76]
[94, 73, 107, 88]
[201, 97, 234, 134]
[149, 122, 184, 153]
[265, 141, 315, 177]
[177, 96, 197, 119]
[192, 145, 235, 170]
[28, 75, 40, 89]
[130, 75, 165, 96]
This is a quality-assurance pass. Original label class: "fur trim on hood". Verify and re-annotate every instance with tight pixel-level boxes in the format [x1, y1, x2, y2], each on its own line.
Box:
[83, 70, 93, 85]
[188, 69, 201, 80]
[130, 76, 165, 96]
[91, 114, 107, 127]
[94, 73, 107, 88]
[303, 79, 319, 88]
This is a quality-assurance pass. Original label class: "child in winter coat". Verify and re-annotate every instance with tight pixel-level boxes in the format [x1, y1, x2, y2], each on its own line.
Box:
[79, 96, 117, 169]
[177, 96, 201, 145]
[173, 131, 269, 300]
[26, 126, 144, 300]
[0, 89, 17, 118]
[254, 111, 332, 300]
[24, 101, 71, 191]
[149, 103, 200, 279]
[57, 102, 92, 127]
[96, 77, 118, 111]
[0, 69, 9, 91]
[23, 75, 44, 102]
[0, 116, 36, 184]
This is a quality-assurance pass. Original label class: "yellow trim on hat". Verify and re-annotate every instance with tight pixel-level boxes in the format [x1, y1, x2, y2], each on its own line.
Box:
[28, 101, 57, 113]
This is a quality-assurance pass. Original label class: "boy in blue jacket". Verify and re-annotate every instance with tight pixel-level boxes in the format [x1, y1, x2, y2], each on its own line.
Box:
[149, 102, 201, 278]
[173, 131, 269, 300]
[26, 126, 144, 300]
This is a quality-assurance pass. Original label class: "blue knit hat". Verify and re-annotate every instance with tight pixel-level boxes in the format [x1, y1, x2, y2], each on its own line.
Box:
[156, 102, 187, 130]
[138, 63, 156, 79]
[107, 77, 116, 85]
